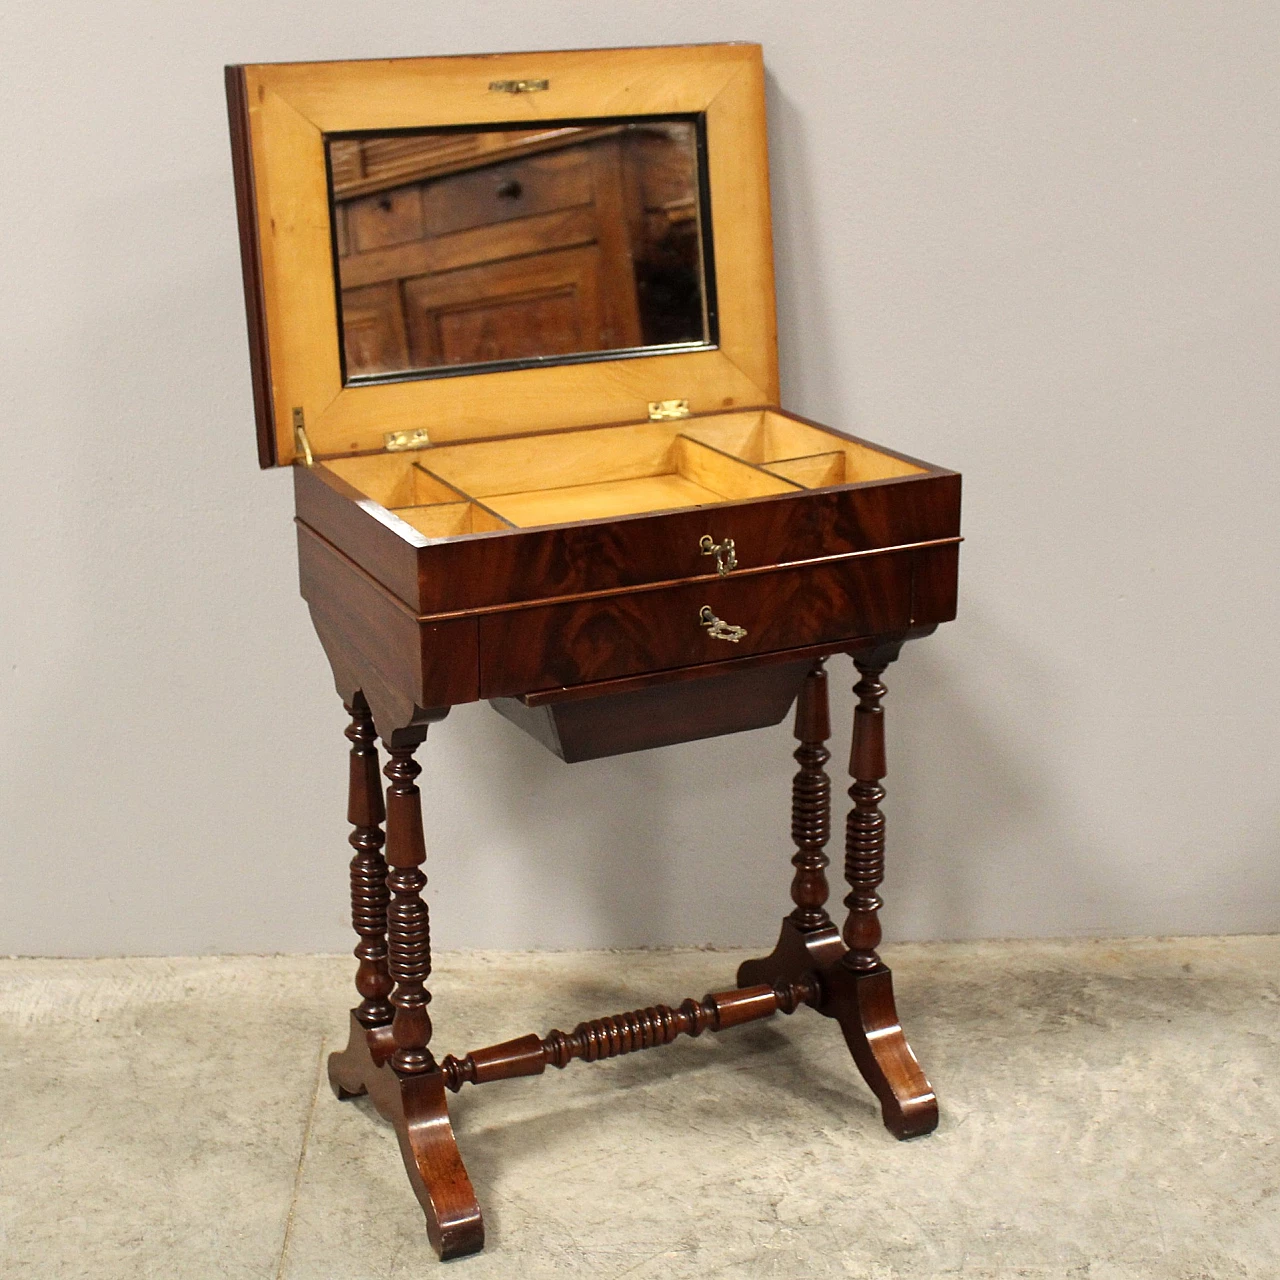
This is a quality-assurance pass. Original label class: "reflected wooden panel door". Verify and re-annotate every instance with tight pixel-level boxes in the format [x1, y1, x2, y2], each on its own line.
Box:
[341, 282, 410, 374]
[403, 246, 605, 368]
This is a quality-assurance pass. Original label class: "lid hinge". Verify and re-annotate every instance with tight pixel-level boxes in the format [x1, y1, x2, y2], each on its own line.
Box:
[648, 399, 691, 421]
[384, 428, 432, 453]
[292, 407, 314, 467]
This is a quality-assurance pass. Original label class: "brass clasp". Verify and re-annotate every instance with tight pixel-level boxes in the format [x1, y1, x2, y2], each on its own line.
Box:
[489, 78, 549, 94]
[699, 605, 747, 643]
[699, 534, 737, 576]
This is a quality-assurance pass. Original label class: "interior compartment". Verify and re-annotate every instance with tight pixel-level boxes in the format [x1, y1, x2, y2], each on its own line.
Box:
[679, 410, 927, 486]
[320, 409, 925, 541]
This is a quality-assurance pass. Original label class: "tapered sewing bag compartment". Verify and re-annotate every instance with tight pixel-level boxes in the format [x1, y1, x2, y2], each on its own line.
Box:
[228, 44, 960, 754]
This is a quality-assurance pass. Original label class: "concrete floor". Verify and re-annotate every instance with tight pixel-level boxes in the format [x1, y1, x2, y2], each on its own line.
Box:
[1, 938, 1277, 1279]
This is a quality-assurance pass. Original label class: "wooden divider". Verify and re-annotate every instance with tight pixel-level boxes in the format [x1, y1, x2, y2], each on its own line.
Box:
[317, 409, 924, 539]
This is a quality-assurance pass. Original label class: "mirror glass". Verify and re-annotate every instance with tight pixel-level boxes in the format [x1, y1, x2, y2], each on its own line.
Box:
[326, 118, 715, 383]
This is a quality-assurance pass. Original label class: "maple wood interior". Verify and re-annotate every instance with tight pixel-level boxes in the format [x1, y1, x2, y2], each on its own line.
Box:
[233, 47, 781, 466]
[321, 409, 925, 539]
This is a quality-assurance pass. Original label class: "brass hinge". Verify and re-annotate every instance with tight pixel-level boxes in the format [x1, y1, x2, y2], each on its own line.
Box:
[648, 399, 691, 421]
[292, 407, 314, 467]
[489, 78, 549, 94]
[384, 427, 431, 453]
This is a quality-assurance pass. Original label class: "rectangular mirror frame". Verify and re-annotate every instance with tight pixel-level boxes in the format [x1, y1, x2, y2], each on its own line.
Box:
[227, 44, 778, 467]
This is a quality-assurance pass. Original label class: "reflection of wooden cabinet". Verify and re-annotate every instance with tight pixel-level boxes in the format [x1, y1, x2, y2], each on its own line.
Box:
[330, 127, 701, 377]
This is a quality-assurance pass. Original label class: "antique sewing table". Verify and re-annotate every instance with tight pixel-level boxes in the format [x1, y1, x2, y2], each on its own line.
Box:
[227, 43, 961, 1260]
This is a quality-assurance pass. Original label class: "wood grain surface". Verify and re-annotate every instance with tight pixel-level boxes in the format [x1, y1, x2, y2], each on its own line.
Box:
[478, 552, 913, 696]
[489, 658, 812, 760]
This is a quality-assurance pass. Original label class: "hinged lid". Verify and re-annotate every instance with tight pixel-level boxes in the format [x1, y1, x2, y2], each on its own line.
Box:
[226, 44, 779, 467]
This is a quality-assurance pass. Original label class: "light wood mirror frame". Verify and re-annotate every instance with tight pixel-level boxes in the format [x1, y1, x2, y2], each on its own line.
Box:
[227, 44, 779, 467]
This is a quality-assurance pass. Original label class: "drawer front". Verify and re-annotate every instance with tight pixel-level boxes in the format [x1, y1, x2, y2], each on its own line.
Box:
[423, 149, 592, 237]
[346, 186, 427, 253]
[479, 552, 912, 697]
[415, 473, 960, 615]
[340, 282, 409, 374]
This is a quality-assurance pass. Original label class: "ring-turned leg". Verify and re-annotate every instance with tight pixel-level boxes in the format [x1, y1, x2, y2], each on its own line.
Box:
[329, 696, 392, 1100]
[327, 712, 483, 1260]
[787, 658, 835, 932]
[824, 652, 937, 1139]
[738, 660, 847, 988]
[347, 697, 393, 1029]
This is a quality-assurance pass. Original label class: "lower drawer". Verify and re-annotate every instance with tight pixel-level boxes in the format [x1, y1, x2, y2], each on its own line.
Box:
[479, 551, 912, 697]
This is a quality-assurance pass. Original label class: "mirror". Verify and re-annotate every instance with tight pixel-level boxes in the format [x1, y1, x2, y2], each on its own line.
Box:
[326, 118, 715, 383]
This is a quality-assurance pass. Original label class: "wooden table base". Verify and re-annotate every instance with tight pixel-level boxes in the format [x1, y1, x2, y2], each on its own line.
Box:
[737, 919, 937, 1140]
[330, 651, 936, 1261]
[328, 1015, 483, 1260]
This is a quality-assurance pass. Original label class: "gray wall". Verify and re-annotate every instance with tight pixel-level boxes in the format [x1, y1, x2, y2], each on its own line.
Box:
[2, 2, 1277, 956]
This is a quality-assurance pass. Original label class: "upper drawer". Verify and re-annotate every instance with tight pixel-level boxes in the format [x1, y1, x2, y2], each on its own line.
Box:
[296, 462, 959, 617]
[479, 551, 913, 697]
[295, 408, 961, 616]
[459, 476, 960, 613]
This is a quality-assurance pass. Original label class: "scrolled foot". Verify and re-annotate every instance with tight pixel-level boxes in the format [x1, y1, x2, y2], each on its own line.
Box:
[822, 962, 937, 1139]
[329, 1013, 370, 1100]
[327, 1010, 395, 1100]
[739, 923, 937, 1139]
[327, 1012, 484, 1258]
[366, 1066, 485, 1260]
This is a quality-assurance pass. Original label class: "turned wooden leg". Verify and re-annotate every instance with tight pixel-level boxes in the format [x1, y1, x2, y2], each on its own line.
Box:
[738, 650, 938, 1141]
[330, 697, 392, 1101]
[346, 697, 393, 1029]
[788, 659, 834, 931]
[383, 740, 436, 1075]
[842, 657, 889, 970]
[738, 660, 847, 988]
[327, 715, 483, 1260]
[824, 652, 938, 1139]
